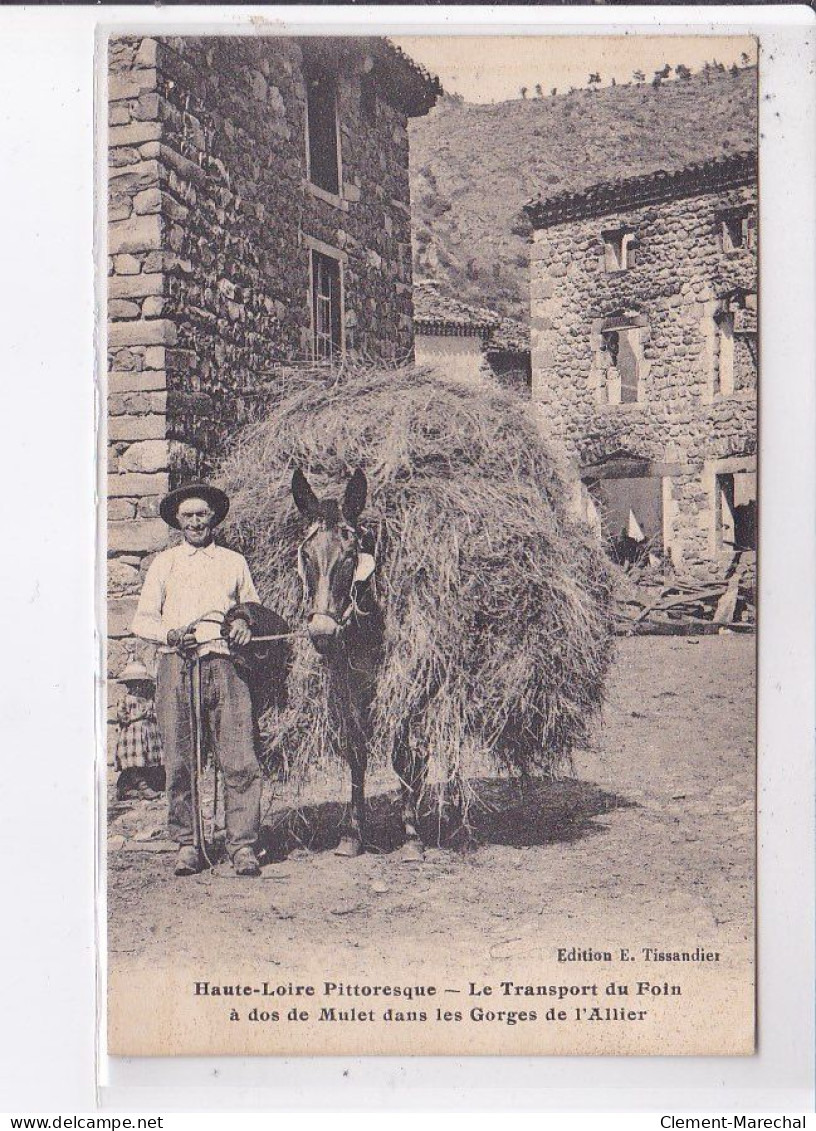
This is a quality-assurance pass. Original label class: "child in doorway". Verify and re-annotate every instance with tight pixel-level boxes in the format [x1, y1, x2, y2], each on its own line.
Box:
[114, 659, 164, 801]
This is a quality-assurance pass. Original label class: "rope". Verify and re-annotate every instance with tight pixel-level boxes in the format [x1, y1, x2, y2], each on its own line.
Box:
[188, 610, 299, 645]
[244, 631, 299, 643]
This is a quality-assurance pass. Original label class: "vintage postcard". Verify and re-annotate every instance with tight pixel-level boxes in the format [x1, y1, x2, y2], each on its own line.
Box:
[103, 31, 757, 1057]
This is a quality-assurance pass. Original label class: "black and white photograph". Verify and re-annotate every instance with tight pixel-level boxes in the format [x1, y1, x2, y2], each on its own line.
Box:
[104, 30, 759, 1057]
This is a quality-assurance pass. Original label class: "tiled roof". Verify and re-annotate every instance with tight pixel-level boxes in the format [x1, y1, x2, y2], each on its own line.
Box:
[525, 150, 757, 229]
[382, 40, 443, 116]
[413, 282, 500, 336]
[299, 37, 442, 118]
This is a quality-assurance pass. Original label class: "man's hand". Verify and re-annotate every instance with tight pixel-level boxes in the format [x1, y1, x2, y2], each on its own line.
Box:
[167, 627, 198, 653]
[228, 617, 252, 648]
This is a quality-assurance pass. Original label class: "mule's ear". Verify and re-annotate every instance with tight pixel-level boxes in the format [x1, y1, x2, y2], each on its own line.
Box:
[292, 468, 321, 518]
[342, 467, 367, 522]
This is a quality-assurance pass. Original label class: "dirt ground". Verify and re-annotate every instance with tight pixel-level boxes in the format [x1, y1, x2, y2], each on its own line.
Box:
[107, 634, 755, 975]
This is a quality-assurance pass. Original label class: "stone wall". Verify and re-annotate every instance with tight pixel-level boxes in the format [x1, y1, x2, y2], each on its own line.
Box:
[108, 34, 176, 735]
[106, 34, 427, 754]
[529, 178, 757, 573]
[153, 36, 416, 468]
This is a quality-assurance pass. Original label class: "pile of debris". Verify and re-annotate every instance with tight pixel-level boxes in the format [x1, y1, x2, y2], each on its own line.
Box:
[615, 552, 756, 636]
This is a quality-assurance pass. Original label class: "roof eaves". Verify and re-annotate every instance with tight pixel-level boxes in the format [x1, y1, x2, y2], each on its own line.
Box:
[415, 317, 496, 337]
[376, 39, 443, 117]
[524, 150, 757, 230]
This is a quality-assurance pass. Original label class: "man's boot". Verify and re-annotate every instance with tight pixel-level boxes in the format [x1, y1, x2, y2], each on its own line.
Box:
[232, 846, 261, 877]
[174, 845, 201, 876]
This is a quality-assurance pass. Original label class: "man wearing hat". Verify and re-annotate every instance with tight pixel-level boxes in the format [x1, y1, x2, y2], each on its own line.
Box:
[131, 482, 263, 877]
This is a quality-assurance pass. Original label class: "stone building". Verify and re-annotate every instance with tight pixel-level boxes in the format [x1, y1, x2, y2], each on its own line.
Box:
[524, 151, 757, 574]
[107, 35, 440, 728]
[413, 280, 530, 389]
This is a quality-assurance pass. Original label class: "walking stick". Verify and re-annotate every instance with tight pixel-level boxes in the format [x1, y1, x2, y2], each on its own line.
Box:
[185, 609, 292, 856]
[211, 737, 220, 848]
[188, 650, 215, 868]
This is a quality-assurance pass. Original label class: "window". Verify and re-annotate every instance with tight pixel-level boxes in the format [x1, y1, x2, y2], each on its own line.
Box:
[601, 323, 643, 404]
[717, 309, 735, 395]
[716, 472, 757, 552]
[305, 64, 340, 196]
[601, 330, 620, 366]
[718, 206, 756, 253]
[603, 227, 636, 272]
[311, 249, 342, 360]
[715, 290, 756, 396]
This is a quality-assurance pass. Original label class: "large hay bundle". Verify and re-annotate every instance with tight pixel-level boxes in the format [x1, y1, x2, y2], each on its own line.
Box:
[218, 363, 614, 804]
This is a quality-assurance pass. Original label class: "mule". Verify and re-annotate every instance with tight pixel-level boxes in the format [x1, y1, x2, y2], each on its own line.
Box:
[292, 467, 428, 862]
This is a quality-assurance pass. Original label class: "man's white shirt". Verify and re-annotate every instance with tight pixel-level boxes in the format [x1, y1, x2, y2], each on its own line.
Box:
[131, 541, 259, 657]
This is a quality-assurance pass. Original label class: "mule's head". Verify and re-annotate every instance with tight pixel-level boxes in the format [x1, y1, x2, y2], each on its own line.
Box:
[292, 467, 375, 656]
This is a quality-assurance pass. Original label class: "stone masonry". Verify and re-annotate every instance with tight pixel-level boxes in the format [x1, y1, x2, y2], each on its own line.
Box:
[524, 153, 757, 575]
[106, 35, 439, 752]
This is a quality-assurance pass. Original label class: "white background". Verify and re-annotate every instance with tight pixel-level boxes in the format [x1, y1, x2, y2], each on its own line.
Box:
[0, 4, 813, 1116]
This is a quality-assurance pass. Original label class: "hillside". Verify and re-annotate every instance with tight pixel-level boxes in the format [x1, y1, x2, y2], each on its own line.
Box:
[409, 67, 757, 324]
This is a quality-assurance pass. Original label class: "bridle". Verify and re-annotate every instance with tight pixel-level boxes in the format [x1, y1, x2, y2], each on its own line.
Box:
[296, 520, 376, 633]
[165, 523, 376, 651]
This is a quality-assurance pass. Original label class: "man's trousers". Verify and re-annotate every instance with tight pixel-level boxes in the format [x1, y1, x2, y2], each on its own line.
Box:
[155, 652, 261, 857]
